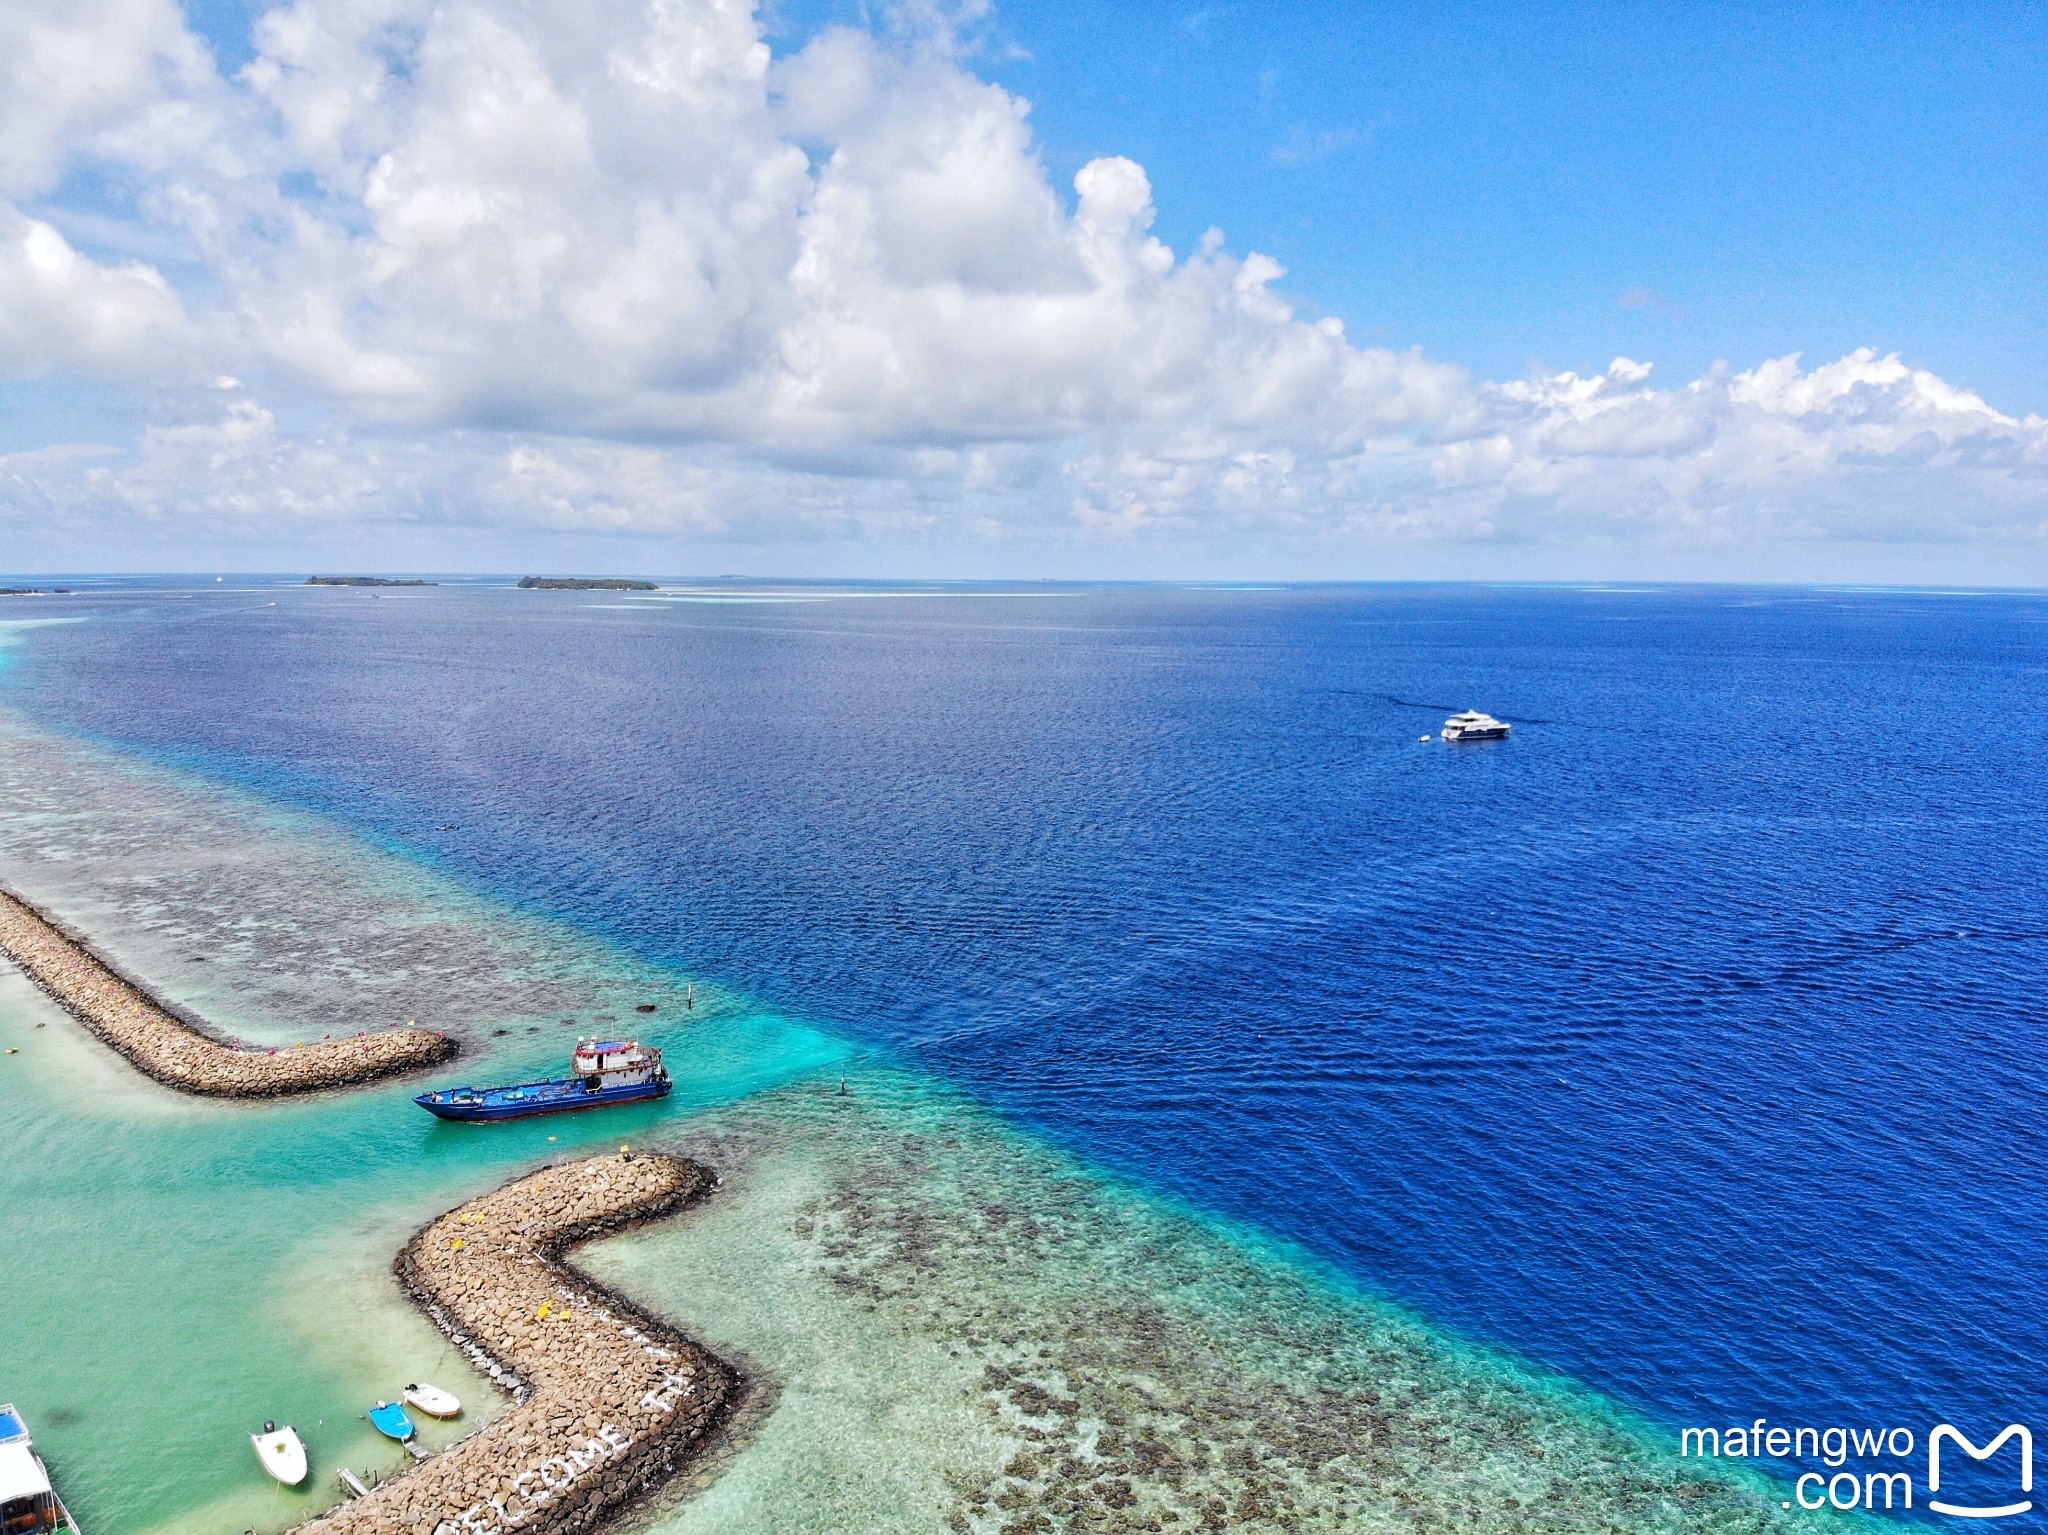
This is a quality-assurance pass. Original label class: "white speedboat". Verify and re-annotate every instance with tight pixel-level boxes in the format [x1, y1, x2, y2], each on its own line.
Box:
[0, 1404, 82, 1532]
[402, 1383, 461, 1419]
[252, 1421, 308, 1486]
[1441, 710, 1511, 742]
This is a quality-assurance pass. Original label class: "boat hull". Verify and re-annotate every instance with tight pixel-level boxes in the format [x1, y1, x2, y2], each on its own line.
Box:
[403, 1384, 461, 1419]
[253, 1428, 308, 1485]
[414, 1075, 672, 1122]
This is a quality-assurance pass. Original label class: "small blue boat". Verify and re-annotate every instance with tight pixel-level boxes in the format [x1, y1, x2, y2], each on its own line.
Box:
[414, 1038, 671, 1123]
[368, 1401, 415, 1442]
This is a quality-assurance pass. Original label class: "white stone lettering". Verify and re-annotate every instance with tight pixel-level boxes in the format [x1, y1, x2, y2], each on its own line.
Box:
[640, 1369, 698, 1412]
[538, 1456, 576, 1490]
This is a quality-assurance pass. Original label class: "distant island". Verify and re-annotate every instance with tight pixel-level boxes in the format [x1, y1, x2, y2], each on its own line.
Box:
[518, 577, 659, 591]
[305, 576, 439, 587]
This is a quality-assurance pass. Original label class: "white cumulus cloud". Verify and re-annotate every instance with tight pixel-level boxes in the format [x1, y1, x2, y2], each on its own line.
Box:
[0, 0, 2044, 567]
[0, 208, 191, 378]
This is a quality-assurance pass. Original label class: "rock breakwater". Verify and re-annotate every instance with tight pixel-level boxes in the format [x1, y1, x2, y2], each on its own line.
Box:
[0, 884, 455, 1095]
[296, 1152, 736, 1535]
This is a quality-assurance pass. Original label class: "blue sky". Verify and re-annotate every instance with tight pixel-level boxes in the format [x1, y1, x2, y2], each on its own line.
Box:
[2, 0, 2045, 577]
[935, 0, 2047, 412]
[178, 0, 2048, 408]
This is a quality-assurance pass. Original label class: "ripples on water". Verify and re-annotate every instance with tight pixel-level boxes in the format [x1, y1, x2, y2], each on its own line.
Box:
[9, 580, 2048, 1481]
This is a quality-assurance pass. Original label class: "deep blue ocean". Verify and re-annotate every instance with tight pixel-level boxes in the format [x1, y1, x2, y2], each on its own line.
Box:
[8, 580, 2047, 1514]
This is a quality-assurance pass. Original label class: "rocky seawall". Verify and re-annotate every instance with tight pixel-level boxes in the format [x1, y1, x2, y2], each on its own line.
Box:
[296, 1152, 737, 1535]
[0, 884, 455, 1095]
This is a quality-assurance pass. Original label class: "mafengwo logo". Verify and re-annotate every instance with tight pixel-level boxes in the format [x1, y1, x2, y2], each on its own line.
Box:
[1680, 1420, 2032, 1516]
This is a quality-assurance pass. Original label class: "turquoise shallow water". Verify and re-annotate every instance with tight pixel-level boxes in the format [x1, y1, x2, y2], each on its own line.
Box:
[0, 707, 847, 1531]
[1, 686, 1832, 1532]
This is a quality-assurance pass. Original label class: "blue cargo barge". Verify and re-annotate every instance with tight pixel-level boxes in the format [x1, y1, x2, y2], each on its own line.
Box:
[415, 1038, 671, 1122]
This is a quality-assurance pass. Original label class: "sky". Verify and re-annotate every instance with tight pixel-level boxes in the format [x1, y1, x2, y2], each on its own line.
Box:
[0, 0, 2044, 579]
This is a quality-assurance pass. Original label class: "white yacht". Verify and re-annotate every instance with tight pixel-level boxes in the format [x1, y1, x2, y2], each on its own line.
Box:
[1441, 710, 1511, 742]
[0, 1404, 81, 1533]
